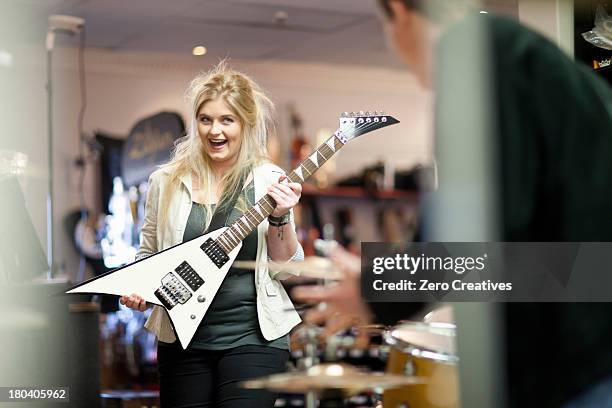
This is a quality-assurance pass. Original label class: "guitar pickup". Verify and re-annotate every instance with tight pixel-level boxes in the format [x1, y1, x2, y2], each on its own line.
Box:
[154, 272, 192, 310]
[201, 238, 230, 268]
[175, 261, 205, 291]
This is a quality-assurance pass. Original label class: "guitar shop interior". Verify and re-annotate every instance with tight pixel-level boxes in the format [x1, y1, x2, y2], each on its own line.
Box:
[2, 1, 612, 408]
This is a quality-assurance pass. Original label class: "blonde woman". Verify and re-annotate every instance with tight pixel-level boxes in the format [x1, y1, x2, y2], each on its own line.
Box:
[120, 62, 303, 407]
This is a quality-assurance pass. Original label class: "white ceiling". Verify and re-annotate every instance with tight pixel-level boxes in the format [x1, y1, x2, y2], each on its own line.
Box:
[3, 0, 518, 68]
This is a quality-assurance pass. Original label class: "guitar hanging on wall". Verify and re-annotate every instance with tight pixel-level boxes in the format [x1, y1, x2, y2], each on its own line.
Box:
[66, 111, 400, 349]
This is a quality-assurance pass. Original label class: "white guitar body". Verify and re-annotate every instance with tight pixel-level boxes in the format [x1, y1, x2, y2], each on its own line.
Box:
[67, 227, 242, 348]
[66, 111, 399, 349]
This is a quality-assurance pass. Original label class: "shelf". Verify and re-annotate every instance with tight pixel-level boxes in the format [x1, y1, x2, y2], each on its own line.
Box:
[300, 184, 418, 201]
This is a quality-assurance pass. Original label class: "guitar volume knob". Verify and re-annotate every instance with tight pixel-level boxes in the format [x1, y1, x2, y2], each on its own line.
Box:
[197, 295, 206, 303]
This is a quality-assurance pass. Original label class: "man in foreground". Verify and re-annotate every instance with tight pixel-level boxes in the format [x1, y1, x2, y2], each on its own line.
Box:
[294, 1, 612, 406]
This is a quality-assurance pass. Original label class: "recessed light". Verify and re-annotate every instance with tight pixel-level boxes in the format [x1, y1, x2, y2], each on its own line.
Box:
[274, 10, 288, 25]
[192, 46, 207, 56]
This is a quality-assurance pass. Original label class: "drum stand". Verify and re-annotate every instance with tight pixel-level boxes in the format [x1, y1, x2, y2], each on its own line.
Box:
[307, 224, 337, 408]
[295, 326, 320, 408]
[294, 327, 351, 408]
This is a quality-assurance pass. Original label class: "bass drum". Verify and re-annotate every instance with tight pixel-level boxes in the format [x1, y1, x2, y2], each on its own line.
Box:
[383, 319, 459, 408]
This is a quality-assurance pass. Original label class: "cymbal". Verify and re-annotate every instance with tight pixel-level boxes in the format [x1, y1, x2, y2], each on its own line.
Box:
[242, 363, 424, 394]
[386, 322, 458, 362]
[234, 256, 344, 280]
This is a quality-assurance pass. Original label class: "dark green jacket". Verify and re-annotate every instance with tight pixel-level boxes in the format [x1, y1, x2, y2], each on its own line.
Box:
[440, 13, 612, 407]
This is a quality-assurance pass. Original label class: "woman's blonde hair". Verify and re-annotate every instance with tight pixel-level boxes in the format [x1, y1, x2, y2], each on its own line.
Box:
[158, 61, 275, 231]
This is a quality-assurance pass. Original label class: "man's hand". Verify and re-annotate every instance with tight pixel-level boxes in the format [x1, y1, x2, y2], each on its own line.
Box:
[292, 246, 374, 336]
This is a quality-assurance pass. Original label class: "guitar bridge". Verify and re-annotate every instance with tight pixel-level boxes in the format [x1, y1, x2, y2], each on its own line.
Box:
[201, 238, 230, 268]
[154, 272, 193, 310]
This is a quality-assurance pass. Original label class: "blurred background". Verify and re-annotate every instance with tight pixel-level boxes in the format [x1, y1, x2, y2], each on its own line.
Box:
[0, 0, 610, 407]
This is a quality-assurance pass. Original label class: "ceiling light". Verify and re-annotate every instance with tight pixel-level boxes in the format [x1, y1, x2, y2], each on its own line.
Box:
[479, 10, 488, 14]
[192, 46, 207, 56]
[274, 10, 288, 25]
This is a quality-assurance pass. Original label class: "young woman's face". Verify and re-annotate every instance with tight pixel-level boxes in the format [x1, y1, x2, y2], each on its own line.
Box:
[197, 97, 243, 168]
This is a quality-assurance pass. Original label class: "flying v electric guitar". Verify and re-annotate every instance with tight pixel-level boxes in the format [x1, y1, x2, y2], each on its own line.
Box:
[67, 111, 399, 348]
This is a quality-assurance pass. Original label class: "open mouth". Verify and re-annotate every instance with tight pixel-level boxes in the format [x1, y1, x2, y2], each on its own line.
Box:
[208, 139, 228, 149]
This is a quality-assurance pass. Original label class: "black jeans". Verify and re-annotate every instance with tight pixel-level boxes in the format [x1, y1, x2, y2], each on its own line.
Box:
[157, 343, 289, 408]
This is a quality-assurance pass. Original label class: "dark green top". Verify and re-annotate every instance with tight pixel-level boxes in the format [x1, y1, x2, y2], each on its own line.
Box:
[183, 181, 288, 350]
[435, 13, 612, 241]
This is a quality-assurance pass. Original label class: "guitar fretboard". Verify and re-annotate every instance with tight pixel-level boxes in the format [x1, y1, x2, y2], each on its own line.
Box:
[215, 132, 346, 254]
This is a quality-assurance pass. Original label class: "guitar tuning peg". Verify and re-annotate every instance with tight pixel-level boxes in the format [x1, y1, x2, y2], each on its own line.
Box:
[341, 112, 349, 118]
[365, 110, 371, 116]
[374, 110, 379, 115]
[349, 112, 355, 117]
[358, 111, 365, 116]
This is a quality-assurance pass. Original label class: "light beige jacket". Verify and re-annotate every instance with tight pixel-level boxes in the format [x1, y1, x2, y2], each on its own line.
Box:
[136, 162, 303, 343]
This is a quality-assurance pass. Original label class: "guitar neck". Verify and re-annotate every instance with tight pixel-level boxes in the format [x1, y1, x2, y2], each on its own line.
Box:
[286, 131, 346, 184]
[215, 130, 347, 253]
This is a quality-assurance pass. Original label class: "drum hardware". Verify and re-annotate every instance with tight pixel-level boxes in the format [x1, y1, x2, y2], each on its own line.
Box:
[403, 358, 416, 377]
[303, 227, 340, 408]
[314, 223, 338, 259]
[323, 332, 361, 362]
[292, 325, 322, 370]
[265, 323, 422, 407]
[293, 324, 322, 408]
[315, 224, 339, 295]
[275, 229, 407, 407]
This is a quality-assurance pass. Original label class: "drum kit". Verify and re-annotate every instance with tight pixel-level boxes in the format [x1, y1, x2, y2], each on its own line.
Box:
[237, 256, 461, 408]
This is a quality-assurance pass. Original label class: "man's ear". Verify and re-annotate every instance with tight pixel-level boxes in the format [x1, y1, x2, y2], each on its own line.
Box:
[388, 0, 412, 23]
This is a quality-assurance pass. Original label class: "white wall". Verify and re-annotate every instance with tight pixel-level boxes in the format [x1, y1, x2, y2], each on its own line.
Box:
[40, 47, 431, 280]
[518, 0, 574, 55]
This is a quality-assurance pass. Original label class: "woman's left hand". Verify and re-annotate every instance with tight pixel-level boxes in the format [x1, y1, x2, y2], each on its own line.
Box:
[267, 175, 302, 217]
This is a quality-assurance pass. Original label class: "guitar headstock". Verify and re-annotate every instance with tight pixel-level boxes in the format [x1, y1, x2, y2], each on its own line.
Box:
[337, 111, 400, 141]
